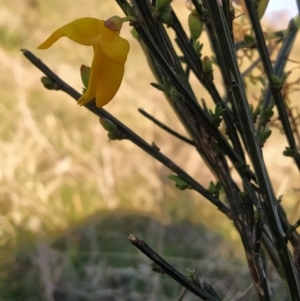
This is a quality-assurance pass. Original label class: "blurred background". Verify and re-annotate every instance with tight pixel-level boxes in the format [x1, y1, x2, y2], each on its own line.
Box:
[0, 0, 299, 300]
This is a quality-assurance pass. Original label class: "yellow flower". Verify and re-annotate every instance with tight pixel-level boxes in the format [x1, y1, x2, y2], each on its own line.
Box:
[38, 17, 130, 108]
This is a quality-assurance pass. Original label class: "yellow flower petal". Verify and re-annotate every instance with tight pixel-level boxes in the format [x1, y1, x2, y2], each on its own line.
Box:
[77, 46, 101, 106]
[95, 48, 125, 107]
[99, 33, 130, 65]
[38, 18, 104, 49]
[37, 28, 64, 49]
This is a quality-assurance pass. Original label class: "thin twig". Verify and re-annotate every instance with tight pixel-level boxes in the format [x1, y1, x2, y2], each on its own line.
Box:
[284, 218, 300, 243]
[262, 20, 298, 110]
[171, 9, 246, 161]
[128, 234, 219, 301]
[176, 287, 187, 301]
[138, 108, 195, 146]
[230, 283, 254, 301]
[241, 43, 279, 78]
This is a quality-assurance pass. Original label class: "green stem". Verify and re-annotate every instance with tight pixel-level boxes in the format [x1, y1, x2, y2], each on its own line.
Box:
[201, 0, 300, 298]
[243, 10, 300, 291]
[138, 108, 195, 146]
[121, 15, 136, 22]
[221, 0, 234, 42]
[134, 17, 256, 180]
[261, 20, 298, 110]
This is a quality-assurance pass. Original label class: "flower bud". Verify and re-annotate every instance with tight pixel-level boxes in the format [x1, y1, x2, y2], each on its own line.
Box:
[160, 8, 173, 26]
[155, 0, 173, 12]
[257, 0, 269, 20]
[104, 15, 123, 31]
[80, 65, 90, 89]
[188, 10, 203, 40]
[41, 76, 60, 90]
[99, 117, 118, 132]
[202, 56, 212, 74]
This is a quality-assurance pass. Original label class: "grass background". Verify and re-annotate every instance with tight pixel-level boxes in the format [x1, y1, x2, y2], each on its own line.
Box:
[0, 0, 300, 300]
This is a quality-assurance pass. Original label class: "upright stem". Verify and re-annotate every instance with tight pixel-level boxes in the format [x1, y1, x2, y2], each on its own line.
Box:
[197, 0, 300, 298]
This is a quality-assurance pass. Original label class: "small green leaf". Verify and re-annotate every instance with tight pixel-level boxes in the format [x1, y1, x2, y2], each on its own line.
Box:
[260, 103, 274, 125]
[210, 55, 218, 66]
[80, 65, 90, 89]
[150, 82, 167, 92]
[202, 56, 214, 81]
[168, 175, 191, 190]
[99, 118, 121, 140]
[270, 72, 290, 90]
[150, 262, 164, 274]
[155, 0, 173, 12]
[209, 103, 226, 127]
[270, 73, 281, 86]
[215, 182, 222, 191]
[258, 76, 266, 88]
[202, 56, 213, 74]
[107, 131, 120, 140]
[257, 126, 272, 147]
[160, 7, 173, 26]
[283, 146, 296, 157]
[151, 80, 182, 103]
[188, 10, 203, 40]
[41, 76, 60, 90]
[99, 117, 117, 132]
[249, 102, 261, 124]
[192, 40, 203, 54]
[208, 181, 222, 196]
[185, 267, 197, 282]
[244, 34, 255, 45]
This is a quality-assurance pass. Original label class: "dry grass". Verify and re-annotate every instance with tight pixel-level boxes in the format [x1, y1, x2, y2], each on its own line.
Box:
[0, 0, 213, 250]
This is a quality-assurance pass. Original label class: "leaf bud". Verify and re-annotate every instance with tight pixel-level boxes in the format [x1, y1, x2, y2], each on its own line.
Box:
[80, 65, 90, 89]
[155, 0, 173, 12]
[188, 10, 203, 40]
[99, 117, 118, 132]
[202, 56, 212, 74]
[41, 76, 60, 90]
